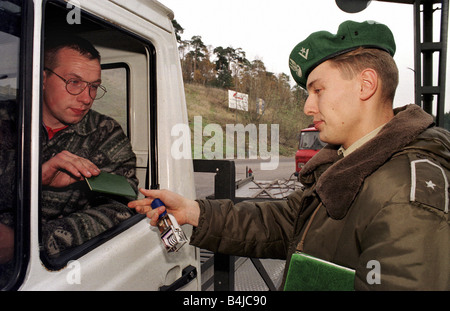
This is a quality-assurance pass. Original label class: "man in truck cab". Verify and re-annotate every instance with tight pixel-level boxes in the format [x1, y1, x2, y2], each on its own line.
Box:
[40, 34, 138, 257]
[130, 20, 449, 290]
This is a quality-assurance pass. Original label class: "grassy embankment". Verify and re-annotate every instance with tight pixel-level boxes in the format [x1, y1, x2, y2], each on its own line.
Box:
[184, 83, 312, 159]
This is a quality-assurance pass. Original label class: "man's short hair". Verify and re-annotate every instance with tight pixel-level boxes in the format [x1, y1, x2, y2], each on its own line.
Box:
[44, 33, 100, 69]
[329, 47, 399, 104]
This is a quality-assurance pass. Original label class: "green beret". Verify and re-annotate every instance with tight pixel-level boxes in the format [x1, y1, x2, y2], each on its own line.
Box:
[289, 20, 396, 88]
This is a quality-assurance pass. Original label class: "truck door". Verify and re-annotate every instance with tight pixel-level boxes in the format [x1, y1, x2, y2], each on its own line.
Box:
[1, 0, 200, 291]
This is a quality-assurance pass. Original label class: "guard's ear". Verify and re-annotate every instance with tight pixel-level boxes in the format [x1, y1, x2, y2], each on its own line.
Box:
[359, 68, 378, 101]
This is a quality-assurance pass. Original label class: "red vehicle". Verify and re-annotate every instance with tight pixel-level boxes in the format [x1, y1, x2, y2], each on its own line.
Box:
[295, 127, 326, 175]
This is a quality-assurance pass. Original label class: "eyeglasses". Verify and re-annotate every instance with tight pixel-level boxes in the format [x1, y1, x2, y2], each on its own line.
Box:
[44, 67, 107, 100]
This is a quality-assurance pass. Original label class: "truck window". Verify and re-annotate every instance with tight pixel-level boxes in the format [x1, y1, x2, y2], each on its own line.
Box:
[40, 1, 154, 270]
[0, 0, 31, 290]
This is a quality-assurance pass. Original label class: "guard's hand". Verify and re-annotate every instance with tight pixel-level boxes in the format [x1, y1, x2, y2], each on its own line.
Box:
[42, 150, 100, 187]
[128, 189, 200, 227]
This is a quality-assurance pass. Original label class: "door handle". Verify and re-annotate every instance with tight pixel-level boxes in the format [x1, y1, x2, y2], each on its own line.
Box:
[159, 265, 197, 291]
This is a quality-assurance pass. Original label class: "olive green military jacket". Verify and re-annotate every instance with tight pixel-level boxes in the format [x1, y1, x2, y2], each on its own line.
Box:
[190, 105, 449, 290]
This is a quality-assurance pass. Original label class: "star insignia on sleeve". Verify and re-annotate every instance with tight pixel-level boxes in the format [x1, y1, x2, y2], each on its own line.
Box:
[425, 180, 436, 190]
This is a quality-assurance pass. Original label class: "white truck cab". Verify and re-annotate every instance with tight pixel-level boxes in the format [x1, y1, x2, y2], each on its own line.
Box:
[0, 0, 200, 290]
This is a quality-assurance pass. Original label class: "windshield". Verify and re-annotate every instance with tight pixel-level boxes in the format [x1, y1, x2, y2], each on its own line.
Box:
[298, 131, 325, 150]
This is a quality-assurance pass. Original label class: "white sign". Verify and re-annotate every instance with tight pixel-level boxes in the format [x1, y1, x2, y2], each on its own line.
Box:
[228, 90, 248, 111]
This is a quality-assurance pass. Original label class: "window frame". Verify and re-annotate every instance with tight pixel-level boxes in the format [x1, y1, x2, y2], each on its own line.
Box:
[39, 0, 158, 271]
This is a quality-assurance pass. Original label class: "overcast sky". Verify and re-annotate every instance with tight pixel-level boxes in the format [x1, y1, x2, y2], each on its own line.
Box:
[159, 0, 448, 113]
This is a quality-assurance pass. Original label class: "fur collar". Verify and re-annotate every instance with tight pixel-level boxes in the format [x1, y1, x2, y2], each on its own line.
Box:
[299, 104, 434, 219]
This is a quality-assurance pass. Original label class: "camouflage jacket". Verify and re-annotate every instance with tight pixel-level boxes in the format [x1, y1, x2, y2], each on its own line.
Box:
[41, 109, 138, 257]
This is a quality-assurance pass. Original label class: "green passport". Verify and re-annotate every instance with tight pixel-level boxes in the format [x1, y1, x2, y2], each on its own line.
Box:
[284, 252, 355, 291]
[85, 171, 137, 199]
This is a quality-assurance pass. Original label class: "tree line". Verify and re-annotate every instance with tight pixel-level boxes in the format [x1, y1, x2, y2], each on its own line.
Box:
[172, 20, 312, 146]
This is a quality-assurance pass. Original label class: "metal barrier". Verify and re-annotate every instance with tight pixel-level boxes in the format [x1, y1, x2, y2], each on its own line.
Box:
[193, 159, 278, 291]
